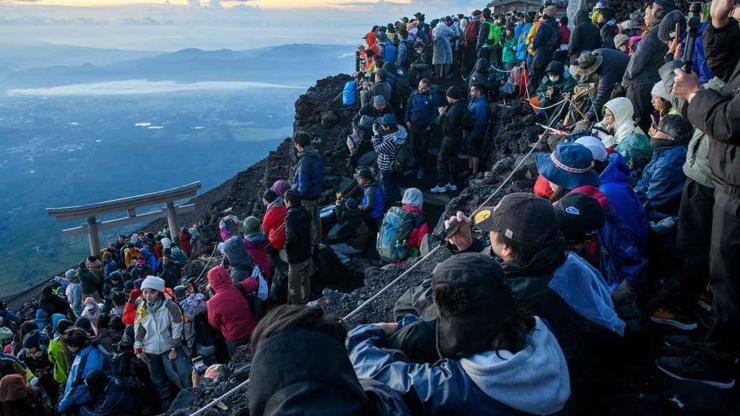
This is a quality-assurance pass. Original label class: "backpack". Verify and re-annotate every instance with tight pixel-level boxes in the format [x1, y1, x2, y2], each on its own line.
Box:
[544, 22, 561, 52]
[598, 210, 648, 290]
[392, 139, 415, 174]
[377, 207, 418, 262]
[463, 20, 480, 45]
[235, 266, 268, 320]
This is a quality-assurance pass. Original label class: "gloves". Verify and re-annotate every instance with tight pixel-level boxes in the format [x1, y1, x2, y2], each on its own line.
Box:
[128, 289, 142, 303]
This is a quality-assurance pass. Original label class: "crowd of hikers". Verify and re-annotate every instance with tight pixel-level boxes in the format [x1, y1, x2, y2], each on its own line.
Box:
[1, 0, 739, 414]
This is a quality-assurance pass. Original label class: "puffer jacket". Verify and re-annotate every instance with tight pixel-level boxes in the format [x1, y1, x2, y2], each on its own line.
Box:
[348, 316, 571, 416]
[57, 344, 108, 413]
[360, 181, 385, 220]
[292, 145, 324, 201]
[622, 21, 667, 87]
[244, 233, 270, 278]
[599, 153, 649, 244]
[206, 266, 258, 342]
[133, 297, 184, 355]
[686, 18, 740, 197]
[262, 198, 287, 251]
[372, 125, 408, 171]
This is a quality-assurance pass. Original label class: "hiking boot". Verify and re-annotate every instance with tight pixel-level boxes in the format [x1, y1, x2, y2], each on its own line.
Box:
[651, 308, 698, 331]
[445, 183, 458, 192]
[430, 185, 447, 194]
[656, 352, 736, 389]
[698, 290, 713, 312]
[416, 169, 425, 180]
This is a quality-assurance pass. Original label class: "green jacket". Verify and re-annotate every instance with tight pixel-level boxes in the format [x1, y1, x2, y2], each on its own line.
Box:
[48, 336, 69, 385]
[502, 38, 518, 64]
[536, 75, 576, 109]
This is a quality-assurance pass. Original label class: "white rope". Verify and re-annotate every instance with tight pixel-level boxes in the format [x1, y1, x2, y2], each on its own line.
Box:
[194, 245, 218, 284]
[190, 378, 251, 416]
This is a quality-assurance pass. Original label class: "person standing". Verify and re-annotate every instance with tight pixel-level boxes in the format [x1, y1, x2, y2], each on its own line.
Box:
[431, 86, 467, 194]
[284, 190, 314, 305]
[404, 78, 438, 179]
[291, 132, 324, 253]
[371, 113, 408, 205]
[466, 84, 489, 176]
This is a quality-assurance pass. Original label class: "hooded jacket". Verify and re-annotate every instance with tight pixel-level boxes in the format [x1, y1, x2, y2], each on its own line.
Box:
[405, 89, 439, 125]
[223, 235, 255, 283]
[468, 58, 493, 93]
[360, 180, 385, 220]
[596, 98, 652, 167]
[348, 316, 570, 415]
[586, 48, 630, 121]
[372, 124, 408, 171]
[599, 153, 649, 244]
[250, 330, 376, 416]
[245, 233, 271, 278]
[686, 19, 740, 197]
[292, 145, 324, 201]
[568, 10, 602, 64]
[206, 266, 258, 342]
[432, 23, 454, 65]
[284, 206, 312, 263]
[536, 61, 576, 109]
[133, 297, 184, 355]
[0, 374, 51, 416]
[57, 344, 108, 413]
[47, 336, 69, 385]
[263, 198, 287, 251]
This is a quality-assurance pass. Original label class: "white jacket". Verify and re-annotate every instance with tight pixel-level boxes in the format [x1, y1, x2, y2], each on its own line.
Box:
[134, 298, 184, 355]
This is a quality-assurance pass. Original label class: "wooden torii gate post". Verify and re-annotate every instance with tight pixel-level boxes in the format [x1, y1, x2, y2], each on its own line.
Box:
[47, 182, 202, 256]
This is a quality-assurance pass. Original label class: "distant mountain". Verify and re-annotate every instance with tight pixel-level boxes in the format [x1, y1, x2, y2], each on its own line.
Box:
[0, 44, 355, 90]
[0, 44, 161, 74]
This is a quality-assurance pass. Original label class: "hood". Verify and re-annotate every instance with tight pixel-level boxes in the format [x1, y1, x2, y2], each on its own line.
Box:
[364, 32, 377, 46]
[460, 317, 570, 415]
[267, 197, 285, 211]
[250, 330, 370, 416]
[223, 236, 254, 269]
[0, 374, 34, 402]
[245, 233, 269, 248]
[572, 185, 609, 209]
[604, 97, 633, 131]
[35, 309, 46, 320]
[475, 58, 490, 73]
[599, 152, 631, 184]
[207, 265, 234, 293]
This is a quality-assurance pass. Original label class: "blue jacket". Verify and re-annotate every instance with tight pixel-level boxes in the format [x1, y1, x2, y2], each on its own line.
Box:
[58, 345, 108, 413]
[467, 96, 489, 141]
[79, 376, 139, 416]
[0, 310, 20, 328]
[516, 22, 532, 61]
[599, 153, 648, 245]
[532, 18, 557, 62]
[691, 23, 714, 84]
[598, 210, 648, 290]
[382, 43, 397, 66]
[140, 247, 159, 272]
[405, 89, 439, 125]
[360, 182, 385, 220]
[635, 143, 687, 220]
[292, 145, 324, 200]
[348, 316, 571, 416]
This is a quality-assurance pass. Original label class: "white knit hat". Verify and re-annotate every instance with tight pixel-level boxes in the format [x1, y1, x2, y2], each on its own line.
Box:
[575, 136, 608, 162]
[141, 275, 165, 293]
[651, 81, 671, 102]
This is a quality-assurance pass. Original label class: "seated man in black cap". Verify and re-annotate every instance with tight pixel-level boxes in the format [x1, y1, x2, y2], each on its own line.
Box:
[348, 253, 571, 415]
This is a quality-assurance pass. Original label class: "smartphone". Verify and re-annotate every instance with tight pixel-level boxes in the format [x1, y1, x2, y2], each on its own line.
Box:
[193, 356, 207, 375]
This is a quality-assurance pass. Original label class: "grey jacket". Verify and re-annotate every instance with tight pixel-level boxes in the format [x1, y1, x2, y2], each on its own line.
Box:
[623, 22, 667, 87]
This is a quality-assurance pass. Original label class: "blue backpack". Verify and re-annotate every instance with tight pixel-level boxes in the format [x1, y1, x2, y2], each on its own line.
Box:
[598, 210, 647, 290]
[343, 80, 357, 106]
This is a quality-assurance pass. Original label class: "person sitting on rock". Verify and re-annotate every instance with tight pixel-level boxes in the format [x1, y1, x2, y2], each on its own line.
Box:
[78, 369, 139, 416]
[360, 69, 393, 108]
[356, 167, 385, 228]
[535, 60, 575, 118]
[206, 265, 259, 358]
[348, 253, 571, 415]
[327, 198, 370, 256]
[242, 216, 271, 279]
[372, 113, 407, 205]
[352, 95, 395, 164]
[0, 374, 52, 416]
[58, 328, 109, 414]
[592, 97, 652, 171]
[249, 304, 413, 416]
[398, 188, 430, 259]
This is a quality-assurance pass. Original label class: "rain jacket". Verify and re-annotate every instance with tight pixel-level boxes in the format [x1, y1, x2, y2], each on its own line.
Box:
[599, 153, 649, 244]
[47, 336, 69, 385]
[596, 97, 652, 168]
[133, 297, 184, 355]
[57, 344, 108, 413]
[432, 23, 455, 65]
[292, 145, 324, 201]
[262, 198, 287, 251]
[348, 316, 571, 416]
[206, 266, 258, 342]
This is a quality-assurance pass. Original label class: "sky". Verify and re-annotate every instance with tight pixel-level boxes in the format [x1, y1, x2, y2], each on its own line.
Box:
[3, 0, 414, 7]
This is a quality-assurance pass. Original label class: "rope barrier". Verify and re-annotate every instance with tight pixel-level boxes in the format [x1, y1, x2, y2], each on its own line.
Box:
[194, 244, 218, 285]
[187, 63, 574, 416]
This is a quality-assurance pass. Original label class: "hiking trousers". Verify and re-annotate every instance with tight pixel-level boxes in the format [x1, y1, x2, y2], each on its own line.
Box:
[380, 170, 401, 206]
[301, 199, 322, 253]
[436, 135, 461, 186]
[288, 257, 314, 305]
[146, 346, 192, 401]
[707, 190, 740, 351]
[675, 178, 714, 310]
[626, 82, 653, 134]
[408, 123, 431, 171]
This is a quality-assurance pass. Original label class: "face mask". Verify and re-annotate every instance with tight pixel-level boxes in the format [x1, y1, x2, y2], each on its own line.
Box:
[548, 75, 560, 82]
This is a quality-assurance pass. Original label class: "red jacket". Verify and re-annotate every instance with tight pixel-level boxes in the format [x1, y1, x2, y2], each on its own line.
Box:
[534, 175, 554, 199]
[206, 265, 258, 341]
[401, 205, 430, 252]
[262, 203, 287, 251]
[179, 231, 192, 257]
[244, 234, 271, 277]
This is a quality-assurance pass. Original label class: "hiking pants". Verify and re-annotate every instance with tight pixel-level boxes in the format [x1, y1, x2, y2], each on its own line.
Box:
[436, 135, 460, 186]
[408, 123, 430, 171]
[288, 257, 313, 305]
[626, 82, 653, 134]
[380, 169, 401, 206]
[301, 199, 322, 253]
[707, 190, 740, 351]
[146, 346, 192, 401]
[675, 178, 714, 310]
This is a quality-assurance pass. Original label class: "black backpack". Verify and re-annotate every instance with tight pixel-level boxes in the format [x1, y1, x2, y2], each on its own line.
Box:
[236, 282, 265, 320]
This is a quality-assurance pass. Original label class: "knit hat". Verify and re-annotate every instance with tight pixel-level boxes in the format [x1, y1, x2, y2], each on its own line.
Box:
[651, 80, 671, 102]
[271, 179, 290, 197]
[402, 188, 424, 209]
[22, 330, 40, 349]
[141, 275, 165, 293]
[613, 34, 629, 49]
[554, 192, 606, 243]
[372, 95, 386, 106]
[575, 136, 608, 162]
[446, 86, 464, 100]
[242, 216, 262, 236]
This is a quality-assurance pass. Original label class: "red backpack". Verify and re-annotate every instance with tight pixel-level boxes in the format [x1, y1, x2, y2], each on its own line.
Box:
[463, 20, 480, 45]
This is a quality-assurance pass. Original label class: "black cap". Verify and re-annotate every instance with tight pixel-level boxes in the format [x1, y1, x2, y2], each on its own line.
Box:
[446, 86, 464, 100]
[433, 253, 516, 358]
[553, 192, 606, 243]
[356, 167, 372, 180]
[473, 192, 557, 245]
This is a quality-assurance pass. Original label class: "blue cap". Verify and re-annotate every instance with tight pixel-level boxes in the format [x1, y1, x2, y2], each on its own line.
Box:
[379, 113, 397, 126]
[535, 143, 600, 190]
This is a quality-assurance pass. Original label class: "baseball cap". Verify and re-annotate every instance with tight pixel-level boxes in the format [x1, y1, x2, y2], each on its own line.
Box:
[553, 192, 606, 243]
[473, 192, 558, 245]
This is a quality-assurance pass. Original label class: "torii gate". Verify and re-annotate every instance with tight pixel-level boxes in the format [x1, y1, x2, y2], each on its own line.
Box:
[47, 182, 201, 256]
